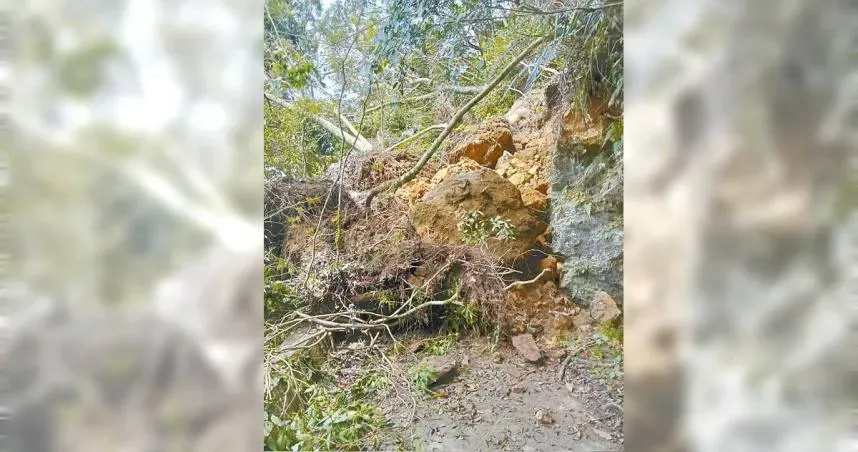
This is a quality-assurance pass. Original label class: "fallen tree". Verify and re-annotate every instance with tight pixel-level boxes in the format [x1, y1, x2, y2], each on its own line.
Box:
[361, 36, 550, 207]
[265, 35, 552, 209]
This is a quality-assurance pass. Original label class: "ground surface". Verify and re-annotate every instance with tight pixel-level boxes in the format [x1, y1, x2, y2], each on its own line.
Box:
[329, 333, 623, 451]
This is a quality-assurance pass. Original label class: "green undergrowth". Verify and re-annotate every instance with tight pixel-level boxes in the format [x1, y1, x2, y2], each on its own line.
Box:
[581, 323, 624, 389]
[264, 351, 390, 451]
[264, 267, 499, 450]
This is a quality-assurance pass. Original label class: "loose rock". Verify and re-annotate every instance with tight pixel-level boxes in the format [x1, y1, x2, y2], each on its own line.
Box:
[589, 291, 621, 324]
[535, 409, 555, 425]
[422, 356, 459, 387]
[511, 333, 543, 363]
[448, 119, 516, 168]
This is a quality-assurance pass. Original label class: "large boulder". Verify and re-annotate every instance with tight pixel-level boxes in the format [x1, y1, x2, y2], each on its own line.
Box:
[410, 168, 546, 263]
[448, 119, 516, 168]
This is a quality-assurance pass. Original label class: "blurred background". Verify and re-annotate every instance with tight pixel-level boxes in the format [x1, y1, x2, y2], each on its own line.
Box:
[7, 0, 263, 451]
[624, 0, 857, 451]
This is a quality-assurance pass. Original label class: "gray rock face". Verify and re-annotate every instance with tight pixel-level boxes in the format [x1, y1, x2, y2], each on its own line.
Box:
[550, 140, 623, 306]
[551, 202, 623, 305]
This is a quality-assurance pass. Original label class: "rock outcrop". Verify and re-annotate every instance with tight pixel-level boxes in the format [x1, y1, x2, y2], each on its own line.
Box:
[549, 100, 623, 305]
[501, 83, 624, 307]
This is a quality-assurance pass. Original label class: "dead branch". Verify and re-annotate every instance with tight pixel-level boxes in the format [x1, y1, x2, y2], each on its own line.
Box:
[364, 84, 485, 114]
[311, 114, 375, 153]
[263, 91, 376, 153]
[382, 123, 448, 153]
[365, 93, 435, 114]
[361, 36, 550, 207]
[293, 297, 461, 332]
[336, 112, 366, 144]
[503, 269, 549, 291]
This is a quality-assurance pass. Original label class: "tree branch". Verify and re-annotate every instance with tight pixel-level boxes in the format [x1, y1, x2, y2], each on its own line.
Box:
[365, 93, 435, 115]
[311, 115, 375, 153]
[337, 113, 372, 149]
[363, 85, 486, 115]
[382, 123, 448, 153]
[263, 91, 375, 153]
[361, 36, 550, 207]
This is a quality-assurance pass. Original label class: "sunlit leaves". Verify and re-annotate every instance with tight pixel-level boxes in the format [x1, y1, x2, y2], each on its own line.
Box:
[264, 99, 335, 179]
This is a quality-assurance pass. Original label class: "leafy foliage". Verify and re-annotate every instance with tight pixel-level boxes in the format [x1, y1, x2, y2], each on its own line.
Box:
[264, 99, 337, 179]
[408, 364, 437, 394]
[264, 370, 388, 451]
[422, 335, 457, 356]
[265, 0, 623, 163]
[264, 252, 301, 317]
[457, 210, 517, 245]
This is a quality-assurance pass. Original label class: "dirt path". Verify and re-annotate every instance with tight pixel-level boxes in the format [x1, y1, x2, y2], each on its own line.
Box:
[364, 335, 623, 451]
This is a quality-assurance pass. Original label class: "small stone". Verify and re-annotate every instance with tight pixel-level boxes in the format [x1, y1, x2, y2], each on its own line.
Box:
[592, 428, 613, 440]
[535, 409, 555, 425]
[434, 167, 450, 182]
[422, 356, 459, 387]
[552, 313, 573, 333]
[528, 166, 539, 176]
[538, 256, 558, 279]
[510, 384, 526, 394]
[511, 333, 543, 363]
[491, 352, 504, 364]
[495, 151, 514, 173]
[589, 291, 622, 324]
[565, 382, 575, 392]
[509, 172, 529, 187]
[521, 188, 549, 211]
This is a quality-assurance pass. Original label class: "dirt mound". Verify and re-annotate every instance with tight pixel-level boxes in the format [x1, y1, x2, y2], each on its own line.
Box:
[503, 280, 582, 338]
[410, 168, 547, 264]
[330, 149, 442, 191]
[264, 178, 358, 254]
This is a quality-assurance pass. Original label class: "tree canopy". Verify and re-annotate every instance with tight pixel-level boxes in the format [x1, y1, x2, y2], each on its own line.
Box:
[264, 0, 623, 180]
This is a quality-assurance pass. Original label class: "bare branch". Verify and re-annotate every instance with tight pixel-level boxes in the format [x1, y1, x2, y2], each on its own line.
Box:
[364, 84, 486, 115]
[293, 297, 461, 331]
[336, 113, 373, 149]
[503, 269, 550, 291]
[382, 123, 448, 153]
[365, 93, 435, 115]
[312, 115, 375, 153]
[264, 91, 376, 153]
